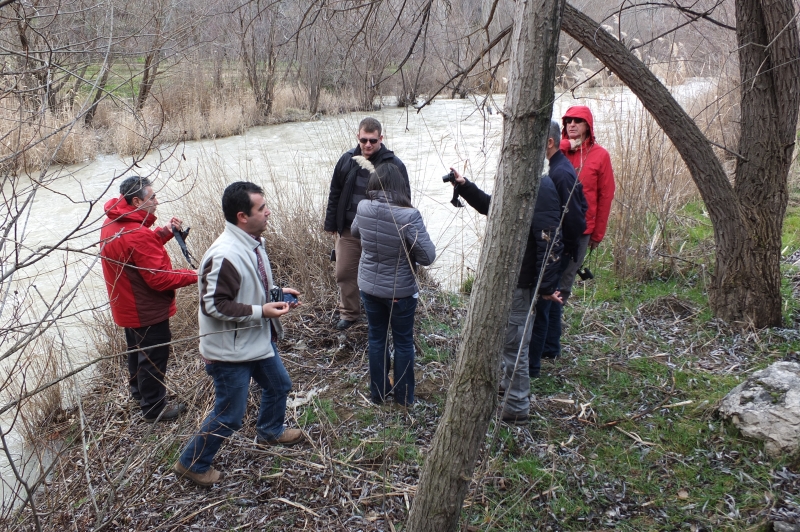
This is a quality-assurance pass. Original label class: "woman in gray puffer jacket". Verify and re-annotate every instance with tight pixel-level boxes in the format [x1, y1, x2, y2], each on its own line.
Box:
[350, 160, 436, 406]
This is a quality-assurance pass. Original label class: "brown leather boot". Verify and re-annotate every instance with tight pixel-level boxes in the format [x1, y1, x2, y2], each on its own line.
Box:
[173, 461, 223, 487]
[258, 428, 305, 446]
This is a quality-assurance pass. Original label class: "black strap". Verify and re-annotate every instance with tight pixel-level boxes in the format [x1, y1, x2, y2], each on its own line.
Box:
[172, 227, 198, 269]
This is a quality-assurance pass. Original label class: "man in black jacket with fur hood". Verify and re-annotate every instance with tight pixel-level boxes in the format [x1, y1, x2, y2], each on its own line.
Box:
[324, 118, 410, 330]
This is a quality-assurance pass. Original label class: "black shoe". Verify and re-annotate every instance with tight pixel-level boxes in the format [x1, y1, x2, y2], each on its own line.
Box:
[144, 403, 186, 423]
[335, 319, 356, 330]
[542, 351, 560, 360]
[501, 411, 529, 425]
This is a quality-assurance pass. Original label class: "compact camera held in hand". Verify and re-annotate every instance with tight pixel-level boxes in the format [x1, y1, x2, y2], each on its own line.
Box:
[442, 170, 456, 183]
[270, 286, 298, 305]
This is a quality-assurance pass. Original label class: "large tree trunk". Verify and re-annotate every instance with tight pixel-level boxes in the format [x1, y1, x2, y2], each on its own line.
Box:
[561, 1, 799, 327]
[406, 0, 565, 530]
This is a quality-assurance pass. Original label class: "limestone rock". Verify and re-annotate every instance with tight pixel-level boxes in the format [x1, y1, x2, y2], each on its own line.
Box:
[719, 361, 800, 458]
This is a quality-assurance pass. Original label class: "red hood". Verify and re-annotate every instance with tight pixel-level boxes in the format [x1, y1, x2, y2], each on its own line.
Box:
[561, 105, 596, 146]
[103, 195, 157, 227]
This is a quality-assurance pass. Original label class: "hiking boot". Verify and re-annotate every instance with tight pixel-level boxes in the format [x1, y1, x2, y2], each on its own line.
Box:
[336, 319, 356, 330]
[257, 428, 305, 446]
[144, 402, 186, 423]
[501, 411, 529, 425]
[173, 461, 223, 487]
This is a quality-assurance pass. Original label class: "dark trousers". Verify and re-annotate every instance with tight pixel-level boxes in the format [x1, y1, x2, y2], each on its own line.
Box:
[528, 296, 553, 378]
[124, 320, 171, 418]
[361, 291, 418, 406]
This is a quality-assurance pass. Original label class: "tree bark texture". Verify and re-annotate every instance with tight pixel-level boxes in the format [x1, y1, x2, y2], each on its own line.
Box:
[562, 1, 799, 327]
[406, 1, 565, 531]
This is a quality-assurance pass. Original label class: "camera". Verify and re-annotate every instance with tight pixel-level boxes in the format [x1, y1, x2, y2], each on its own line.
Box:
[270, 286, 298, 305]
[269, 287, 283, 303]
[577, 267, 594, 281]
[442, 170, 456, 183]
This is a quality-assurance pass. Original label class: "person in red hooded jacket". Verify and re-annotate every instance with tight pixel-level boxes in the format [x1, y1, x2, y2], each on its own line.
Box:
[539, 106, 616, 362]
[100, 176, 197, 421]
[558, 105, 615, 300]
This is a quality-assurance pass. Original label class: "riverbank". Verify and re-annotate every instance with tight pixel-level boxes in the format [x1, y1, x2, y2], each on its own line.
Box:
[5, 219, 800, 529]
[1, 79, 379, 175]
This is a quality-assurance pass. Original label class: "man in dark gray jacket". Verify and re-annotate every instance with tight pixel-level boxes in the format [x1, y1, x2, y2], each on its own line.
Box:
[324, 118, 410, 330]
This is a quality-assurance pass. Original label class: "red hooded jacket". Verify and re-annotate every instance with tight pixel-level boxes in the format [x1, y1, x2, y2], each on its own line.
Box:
[559, 105, 615, 243]
[100, 196, 197, 328]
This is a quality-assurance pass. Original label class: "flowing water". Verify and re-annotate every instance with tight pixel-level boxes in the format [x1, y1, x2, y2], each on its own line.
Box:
[0, 80, 714, 506]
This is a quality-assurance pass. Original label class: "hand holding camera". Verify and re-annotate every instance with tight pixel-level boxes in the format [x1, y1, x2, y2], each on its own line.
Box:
[443, 168, 466, 186]
[268, 286, 301, 312]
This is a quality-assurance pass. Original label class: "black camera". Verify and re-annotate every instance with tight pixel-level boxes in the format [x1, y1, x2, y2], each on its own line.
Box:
[577, 267, 594, 281]
[442, 170, 456, 183]
[269, 286, 283, 303]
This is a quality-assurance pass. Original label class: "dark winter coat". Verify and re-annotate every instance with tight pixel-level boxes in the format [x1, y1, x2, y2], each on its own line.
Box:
[548, 149, 588, 259]
[456, 176, 564, 294]
[324, 144, 410, 234]
[350, 191, 436, 299]
[100, 196, 197, 328]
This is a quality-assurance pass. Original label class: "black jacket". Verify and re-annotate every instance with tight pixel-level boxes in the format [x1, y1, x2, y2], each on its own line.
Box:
[324, 144, 410, 234]
[456, 176, 564, 294]
[547, 150, 588, 259]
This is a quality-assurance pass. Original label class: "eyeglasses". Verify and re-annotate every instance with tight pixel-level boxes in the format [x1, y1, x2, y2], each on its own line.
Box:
[359, 137, 380, 145]
[564, 117, 585, 125]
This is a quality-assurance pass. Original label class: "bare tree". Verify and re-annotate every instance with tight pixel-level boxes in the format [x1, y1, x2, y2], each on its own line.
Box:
[561, 0, 800, 327]
[406, 0, 565, 530]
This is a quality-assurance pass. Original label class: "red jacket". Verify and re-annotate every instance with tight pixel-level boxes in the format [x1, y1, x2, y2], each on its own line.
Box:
[559, 105, 615, 243]
[100, 196, 197, 328]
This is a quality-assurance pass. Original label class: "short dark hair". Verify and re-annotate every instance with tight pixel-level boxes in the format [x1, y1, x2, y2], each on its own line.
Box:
[367, 164, 411, 208]
[358, 117, 382, 135]
[548, 120, 561, 145]
[119, 176, 152, 205]
[222, 181, 265, 224]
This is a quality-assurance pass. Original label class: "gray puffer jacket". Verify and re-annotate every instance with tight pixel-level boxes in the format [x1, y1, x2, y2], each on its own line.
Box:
[351, 191, 436, 299]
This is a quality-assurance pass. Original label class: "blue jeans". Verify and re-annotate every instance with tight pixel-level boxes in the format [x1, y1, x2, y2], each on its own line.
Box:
[361, 291, 417, 406]
[528, 296, 553, 378]
[178, 344, 291, 473]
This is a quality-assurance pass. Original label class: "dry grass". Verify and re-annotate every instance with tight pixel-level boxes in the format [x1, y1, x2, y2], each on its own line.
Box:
[0, 104, 99, 174]
[1, 63, 370, 173]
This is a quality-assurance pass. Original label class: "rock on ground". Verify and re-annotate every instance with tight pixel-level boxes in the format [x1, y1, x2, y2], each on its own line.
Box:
[719, 361, 800, 458]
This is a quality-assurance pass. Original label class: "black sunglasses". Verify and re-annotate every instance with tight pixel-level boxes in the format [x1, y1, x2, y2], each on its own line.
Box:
[359, 137, 380, 145]
[564, 117, 585, 125]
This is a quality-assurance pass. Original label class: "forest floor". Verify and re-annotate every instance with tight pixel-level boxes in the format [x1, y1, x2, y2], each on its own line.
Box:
[5, 206, 800, 531]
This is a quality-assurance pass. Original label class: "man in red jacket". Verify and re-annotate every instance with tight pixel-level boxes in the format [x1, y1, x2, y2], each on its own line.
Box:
[558, 105, 616, 302]
[100, 176, 198, 421]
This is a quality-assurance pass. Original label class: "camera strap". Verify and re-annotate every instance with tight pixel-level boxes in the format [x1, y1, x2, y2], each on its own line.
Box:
[451, 185, 464, 208]
[172, 227, 198, 269]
